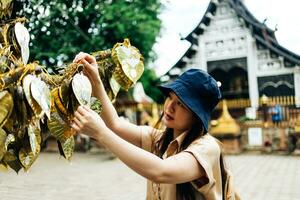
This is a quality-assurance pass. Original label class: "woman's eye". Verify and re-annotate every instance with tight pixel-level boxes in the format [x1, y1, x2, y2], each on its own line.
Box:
[177, 101, 184, 107]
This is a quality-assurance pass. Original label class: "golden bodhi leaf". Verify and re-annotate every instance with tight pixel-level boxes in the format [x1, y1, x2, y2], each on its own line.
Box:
[30, 77, 51, 119]
[0, 90, 13, 127]
[58, 136, 75, 160]
[19, 147, 40, 171]
[0, 127, 7, 161]
[28, 122, 41, 156]
[14, 22, 30, 64]
[23, 74, 43, 117]
[111, 38, 144, 91]
[47, 98, 75, 142]
[3, 149, 22, 173]
[52, 87, 68, 116]
[59, 79, 71, 110]
[72, 73, 92, 106]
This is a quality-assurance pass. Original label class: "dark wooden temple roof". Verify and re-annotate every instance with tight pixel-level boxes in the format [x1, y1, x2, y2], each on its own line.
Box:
[163, 0, 300, 79]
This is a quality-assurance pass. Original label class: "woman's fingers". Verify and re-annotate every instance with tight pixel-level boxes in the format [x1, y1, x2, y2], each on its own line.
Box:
[73, 107, 90, 131]
[73, 52, 89, 63]
[73, 52, 97, 66]
[82, 53, 96, 64]
[81, 59, 97, 71]
[71, 121, 81, 132]
[73, 117, 81, 127]
[74, 109, 86, 123]
[77, 105, 90, 115]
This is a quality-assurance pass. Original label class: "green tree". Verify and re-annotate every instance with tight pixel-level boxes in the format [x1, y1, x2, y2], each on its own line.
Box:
[13, 0, 161, 68]
[13, 0, 163, 101]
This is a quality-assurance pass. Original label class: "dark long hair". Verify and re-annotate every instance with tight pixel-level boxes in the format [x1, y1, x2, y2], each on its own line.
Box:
[154, 115, 227, 200]
[154, 115, 204, 200]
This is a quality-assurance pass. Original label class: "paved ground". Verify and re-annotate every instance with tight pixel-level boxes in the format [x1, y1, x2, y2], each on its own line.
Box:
[0, 152, 299, 200]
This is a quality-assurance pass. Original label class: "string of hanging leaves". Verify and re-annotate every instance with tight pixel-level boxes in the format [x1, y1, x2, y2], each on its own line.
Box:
[0, 1, 144, 173]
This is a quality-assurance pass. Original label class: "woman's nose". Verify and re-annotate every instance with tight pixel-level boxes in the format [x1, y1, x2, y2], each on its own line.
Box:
[166, 100, 176, 112]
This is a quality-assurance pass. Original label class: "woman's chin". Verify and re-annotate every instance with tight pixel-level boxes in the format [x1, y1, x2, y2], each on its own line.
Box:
[162, 117, 173, 128]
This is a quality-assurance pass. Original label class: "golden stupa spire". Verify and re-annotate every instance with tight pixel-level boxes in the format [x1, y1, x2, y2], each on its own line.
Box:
[210, 100, 240, 135]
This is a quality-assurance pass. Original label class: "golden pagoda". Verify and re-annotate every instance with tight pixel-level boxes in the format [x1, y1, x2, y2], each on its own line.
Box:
[210, 100, 240, 136]
[210, 100, 241, 154]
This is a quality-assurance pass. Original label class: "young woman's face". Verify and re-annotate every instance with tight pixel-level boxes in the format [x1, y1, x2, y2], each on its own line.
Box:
[162, 92, 197, 133]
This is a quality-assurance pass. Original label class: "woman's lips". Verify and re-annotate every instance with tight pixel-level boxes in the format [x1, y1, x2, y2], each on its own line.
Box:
[165, 113, 174, 120]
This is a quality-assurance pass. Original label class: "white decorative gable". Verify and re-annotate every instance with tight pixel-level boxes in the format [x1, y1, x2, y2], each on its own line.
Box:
[201, 1, 249, 61]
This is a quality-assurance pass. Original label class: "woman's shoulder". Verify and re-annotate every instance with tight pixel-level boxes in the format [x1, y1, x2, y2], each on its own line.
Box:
[140, 125, 163, 138]
[140, 125, 164, 152]
[188, 134, 221, 155]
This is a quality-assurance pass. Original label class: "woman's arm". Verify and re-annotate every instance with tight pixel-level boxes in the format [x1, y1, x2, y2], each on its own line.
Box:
[73, 52, 143, 147]
[72, 106, 206, 184]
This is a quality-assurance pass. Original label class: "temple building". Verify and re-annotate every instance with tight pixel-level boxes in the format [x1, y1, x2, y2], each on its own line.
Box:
[161, 0, 300, 108]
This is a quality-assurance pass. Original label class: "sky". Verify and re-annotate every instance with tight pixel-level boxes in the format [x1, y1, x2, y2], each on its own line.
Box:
[152, 0, 300, 76]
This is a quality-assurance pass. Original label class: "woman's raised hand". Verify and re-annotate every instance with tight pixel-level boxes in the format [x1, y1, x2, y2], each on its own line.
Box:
[73, 52, 101, 95]
[71, 105, 107, 140]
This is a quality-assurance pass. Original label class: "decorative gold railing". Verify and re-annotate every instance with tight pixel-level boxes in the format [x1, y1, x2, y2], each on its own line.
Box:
[115, 96, 300, 129]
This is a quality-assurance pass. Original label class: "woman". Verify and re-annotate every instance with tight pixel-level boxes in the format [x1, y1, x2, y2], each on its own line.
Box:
[72, 52, 223, 200]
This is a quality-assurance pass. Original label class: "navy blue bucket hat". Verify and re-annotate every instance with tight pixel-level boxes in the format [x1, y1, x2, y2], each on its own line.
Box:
[159, 68, 222, 132]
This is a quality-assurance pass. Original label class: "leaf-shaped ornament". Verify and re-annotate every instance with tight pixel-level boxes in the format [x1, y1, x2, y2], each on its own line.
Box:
[0, 127, 7, 161]
[111, 39, 144, 90]
[0, 90, 13, 127]
[22, 74, 43, 117]
[27, 123, 41, 156]
[30, 77, 51, 119]
[3, 149, 22, 173]
[19, 147, 39, 171]
[58, 136, 75, 160]
[14, 22, 30, 64]
[47, 106, 75, 141]
[72, 73, 92, 106]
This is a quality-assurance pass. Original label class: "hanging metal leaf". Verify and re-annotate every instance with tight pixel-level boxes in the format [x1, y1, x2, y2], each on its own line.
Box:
[0, 127, 7, 161]
[14, 85, 28, 126]
[59, 79, 71, 109]
[111, 39, 144, 90]
[2, 149, 22, 173]
[14, 22, 30, 64]
[22, 74, 43, 117]
[72, 73, 92, 106]
[0, 90, 13, 127]
[47, 101, 75, 141]
[109, 76, 121, 100]
[19, 147, 39, 171]
[58, 136, 75, 160]
[70, 91, 79, 114]
[4, 133, 15, 150]
[52, 87, 68, 116]
[27, 122, 41, 156]
[0, 161, 8, 172]
[30, 77, 51, 119]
